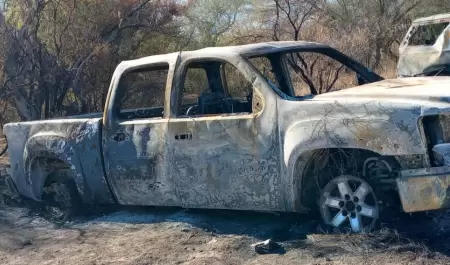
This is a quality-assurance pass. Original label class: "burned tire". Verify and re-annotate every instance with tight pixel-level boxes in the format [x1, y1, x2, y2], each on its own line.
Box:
[41, 173, 81, 225]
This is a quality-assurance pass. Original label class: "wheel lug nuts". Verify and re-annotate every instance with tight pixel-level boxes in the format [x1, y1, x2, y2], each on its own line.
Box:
[353, 197, 359, 202]
[344, 194, 351, 200]
[339, 201, 345, 207]
[342, 210, 348, 216]
[356, 206, 362, 212]
[350, 212, 356, 218]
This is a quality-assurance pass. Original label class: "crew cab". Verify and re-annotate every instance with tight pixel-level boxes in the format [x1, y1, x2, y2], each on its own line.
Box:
[4, 41, 450, 233]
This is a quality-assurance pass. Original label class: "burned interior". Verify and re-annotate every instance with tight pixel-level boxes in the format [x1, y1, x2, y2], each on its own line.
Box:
[247, 47, 381, 98]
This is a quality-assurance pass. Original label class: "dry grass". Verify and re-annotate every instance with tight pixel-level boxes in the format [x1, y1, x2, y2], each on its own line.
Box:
[0, 204, 447, 265]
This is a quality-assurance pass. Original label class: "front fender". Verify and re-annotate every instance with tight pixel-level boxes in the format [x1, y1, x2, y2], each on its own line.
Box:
[282, 117, 425, 212]
[283, 118, 425, 167]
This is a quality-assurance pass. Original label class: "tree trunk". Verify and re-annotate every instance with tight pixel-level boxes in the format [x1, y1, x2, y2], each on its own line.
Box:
[373, 42, 382, 70]
[13, 92, 41, 121]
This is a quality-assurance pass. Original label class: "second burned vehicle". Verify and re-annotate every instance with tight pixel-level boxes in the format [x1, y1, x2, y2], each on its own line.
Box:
[4, 41, 450, 233]
[398, 12, 450, 77]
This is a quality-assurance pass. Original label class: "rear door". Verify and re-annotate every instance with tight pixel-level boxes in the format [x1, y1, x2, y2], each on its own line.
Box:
[102, 55, 181, 206]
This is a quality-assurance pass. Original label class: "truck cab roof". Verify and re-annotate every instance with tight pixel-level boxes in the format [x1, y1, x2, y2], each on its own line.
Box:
[120, 41, 330, 66]
[412, 13, 450, 24]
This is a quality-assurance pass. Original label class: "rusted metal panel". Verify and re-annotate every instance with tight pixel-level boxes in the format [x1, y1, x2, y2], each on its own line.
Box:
[397, 167, 450, 212]
[168, 115, 283, 211]
[4, 119, 114, 204]
[102, 120, 179, 206]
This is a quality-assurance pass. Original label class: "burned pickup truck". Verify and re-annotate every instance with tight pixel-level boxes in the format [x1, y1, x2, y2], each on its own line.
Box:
[4, 41, 450, 233]
[398, 13, 450, 77]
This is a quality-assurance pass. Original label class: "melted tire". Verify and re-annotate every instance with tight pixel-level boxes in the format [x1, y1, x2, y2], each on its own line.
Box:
[41, 178, 81, 225]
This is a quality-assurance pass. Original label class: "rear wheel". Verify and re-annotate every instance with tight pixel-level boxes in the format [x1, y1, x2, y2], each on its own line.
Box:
[41, 172, 81, 224]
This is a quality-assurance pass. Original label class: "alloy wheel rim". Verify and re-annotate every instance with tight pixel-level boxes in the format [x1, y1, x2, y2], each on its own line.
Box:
[319, 175, 379, 233]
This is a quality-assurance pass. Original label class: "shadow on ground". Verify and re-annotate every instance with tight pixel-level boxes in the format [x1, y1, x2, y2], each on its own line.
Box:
[65, 204, 450, 258]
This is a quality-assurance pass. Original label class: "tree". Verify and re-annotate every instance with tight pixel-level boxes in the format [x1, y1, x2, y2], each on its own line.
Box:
[182, 0, 251, 48]
[0, 0, 181, 121]
[0, 0, 447, 121]
[271, 0, 317, 41]
[318, 0, 423, 68]
[415, 0, 450, 17]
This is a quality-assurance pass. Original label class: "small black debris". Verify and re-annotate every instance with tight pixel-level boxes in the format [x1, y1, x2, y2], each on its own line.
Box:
[18, 239, 32, 249]
[252, 239, 282, 254]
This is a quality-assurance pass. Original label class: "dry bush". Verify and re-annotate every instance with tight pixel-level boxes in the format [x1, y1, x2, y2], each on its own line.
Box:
[0, 0, 183, 121]
[295, 19, 399, 79]
[0, 0, 444, 122]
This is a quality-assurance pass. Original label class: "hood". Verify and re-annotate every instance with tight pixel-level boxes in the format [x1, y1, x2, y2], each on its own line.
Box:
[312, 77, 450, 104]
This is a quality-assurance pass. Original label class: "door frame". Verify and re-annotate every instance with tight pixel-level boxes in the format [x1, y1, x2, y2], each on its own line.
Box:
[103, 53, 181, 130]
[101, 53, 181, 205]
[166, 53, 287, 210]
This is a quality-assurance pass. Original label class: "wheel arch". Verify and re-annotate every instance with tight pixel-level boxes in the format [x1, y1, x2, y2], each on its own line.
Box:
[287, 147, 401, 212]
[22, 133, 88, 202]
[26, 155, 87, 202]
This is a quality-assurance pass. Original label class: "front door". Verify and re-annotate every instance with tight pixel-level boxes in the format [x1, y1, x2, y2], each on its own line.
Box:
[168, 58, 284, 211]
[103, 59, 179, 206]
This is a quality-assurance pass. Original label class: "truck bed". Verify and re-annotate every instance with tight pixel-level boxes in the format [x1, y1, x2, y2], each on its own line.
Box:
[3, 117, 114, 204]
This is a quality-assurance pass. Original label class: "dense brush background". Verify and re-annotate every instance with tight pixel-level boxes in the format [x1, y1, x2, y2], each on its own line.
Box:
[0, 0, 448, 123]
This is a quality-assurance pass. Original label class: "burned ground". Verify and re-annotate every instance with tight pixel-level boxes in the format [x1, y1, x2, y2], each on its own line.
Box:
[1, 185, 450, 264]
[1, 135, 450, 264]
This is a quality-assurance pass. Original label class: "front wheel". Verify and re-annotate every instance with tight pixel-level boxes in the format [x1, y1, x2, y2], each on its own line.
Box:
[319, 175, 380, 233]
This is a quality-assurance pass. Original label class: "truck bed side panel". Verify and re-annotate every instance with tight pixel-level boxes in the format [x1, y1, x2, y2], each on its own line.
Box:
[4, 118, 114, 204]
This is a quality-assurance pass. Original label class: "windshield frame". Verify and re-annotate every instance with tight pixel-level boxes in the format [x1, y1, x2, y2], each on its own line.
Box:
[246, 46, 383, 100]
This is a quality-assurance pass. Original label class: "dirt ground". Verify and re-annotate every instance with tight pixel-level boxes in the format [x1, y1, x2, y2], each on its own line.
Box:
[1, 196, 450, 265]
[1, 142, 450, 265]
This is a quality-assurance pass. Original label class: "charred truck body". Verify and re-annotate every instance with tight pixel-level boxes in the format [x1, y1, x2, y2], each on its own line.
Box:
[4, 41, 450, 233]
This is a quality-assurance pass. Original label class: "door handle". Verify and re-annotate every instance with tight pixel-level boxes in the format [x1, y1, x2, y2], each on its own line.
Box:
[113, 132, 126, 142]
[175, 133, 192, 140]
